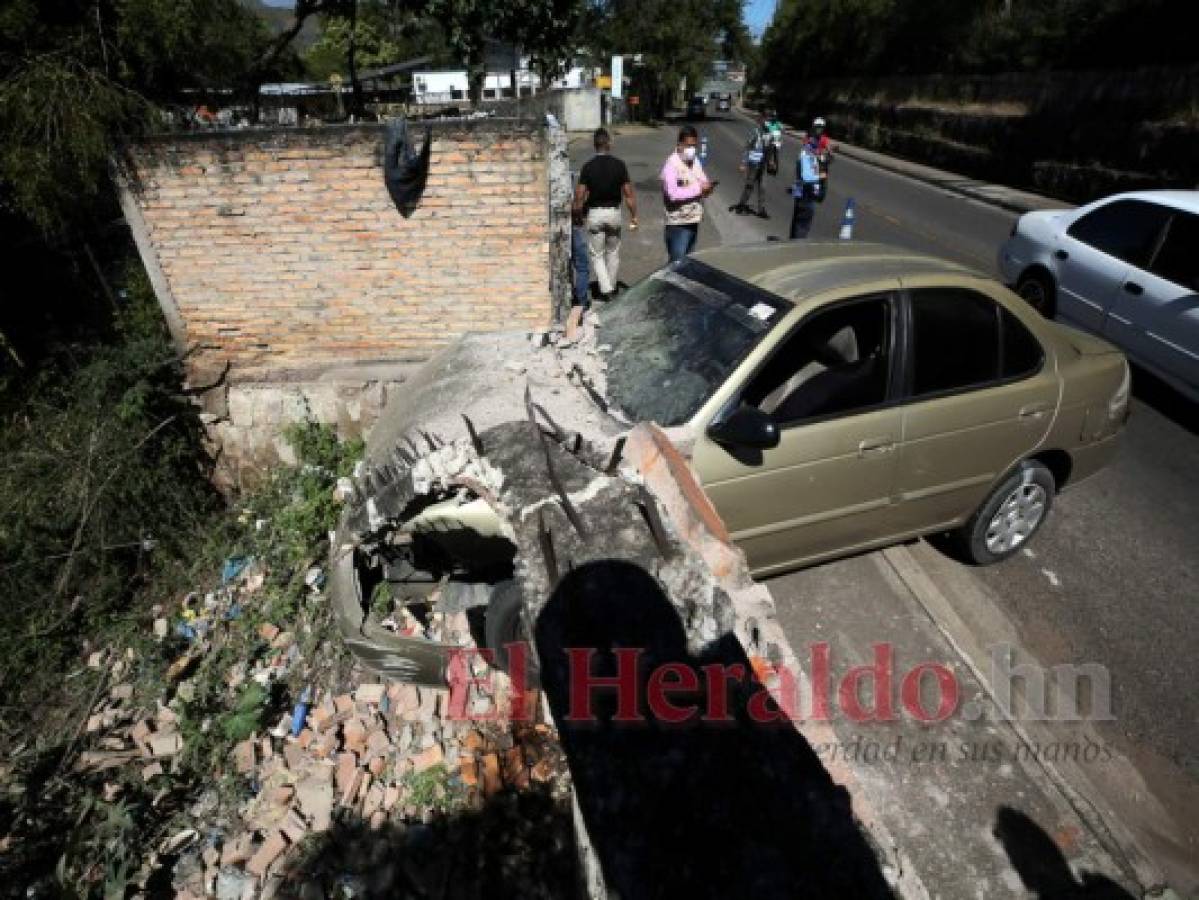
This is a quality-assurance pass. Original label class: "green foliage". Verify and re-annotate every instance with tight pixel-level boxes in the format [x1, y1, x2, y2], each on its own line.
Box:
[402, 764, 463, 813]
[0, 0, 276, 237]
[0, 52, 151, 235]
[220, 682, 269, 743]
[55, 795, 140, 899]
[758, 0, 1196, 91]
[0, 268, 219, 717]
[0, 407, 362, 890]
[305, 14, 405, 80]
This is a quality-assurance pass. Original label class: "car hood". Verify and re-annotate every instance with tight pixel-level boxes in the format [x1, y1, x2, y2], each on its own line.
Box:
[364, 327, 626, 469]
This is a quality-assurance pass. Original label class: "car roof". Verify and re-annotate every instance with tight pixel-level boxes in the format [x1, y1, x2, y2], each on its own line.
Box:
[1105, 190, 1199, 213]
[690, 241, 979, 300]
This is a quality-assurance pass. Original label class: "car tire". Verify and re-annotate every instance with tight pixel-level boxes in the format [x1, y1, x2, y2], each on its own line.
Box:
[953, 460, 1056, 565]
[484, 579, 541, 687]
[1016, 270, 1056, 318]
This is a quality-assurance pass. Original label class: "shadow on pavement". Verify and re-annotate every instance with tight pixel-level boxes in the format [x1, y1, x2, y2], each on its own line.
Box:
[1129, 363, 1199, 435]
[535, 559, 894, 899]
[993, 806, 1135, 899]
[275, 791, 577, 899]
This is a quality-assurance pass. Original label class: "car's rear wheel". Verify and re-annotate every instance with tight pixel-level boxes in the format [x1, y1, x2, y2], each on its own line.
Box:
[484, 579, 541, 687]
[1016, 270, 1056, 318]
[954, 460, 1055, 565]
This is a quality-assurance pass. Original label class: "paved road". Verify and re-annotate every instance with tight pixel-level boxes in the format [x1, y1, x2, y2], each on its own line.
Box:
[571, 115, 1199, 883]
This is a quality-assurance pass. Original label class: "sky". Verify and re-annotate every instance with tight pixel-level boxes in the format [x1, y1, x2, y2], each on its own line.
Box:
[745, 0, 778, 38]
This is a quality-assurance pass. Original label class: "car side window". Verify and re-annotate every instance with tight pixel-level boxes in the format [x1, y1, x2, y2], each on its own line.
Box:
[910, 289, 1043, 397]
[742, 295, 891, 426]
[1149, 211, 1199, 291]
[1066, 199, 1173, 269]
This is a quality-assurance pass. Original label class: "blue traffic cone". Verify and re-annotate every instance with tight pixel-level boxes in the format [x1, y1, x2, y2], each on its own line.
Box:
[839, 198, 856, 240]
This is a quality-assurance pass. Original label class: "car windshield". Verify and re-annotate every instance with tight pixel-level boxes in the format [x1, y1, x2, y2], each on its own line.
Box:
[599, 259, 790, 426]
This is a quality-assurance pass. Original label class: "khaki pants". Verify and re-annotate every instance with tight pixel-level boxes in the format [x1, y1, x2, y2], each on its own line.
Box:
[586, 206, 622, 295]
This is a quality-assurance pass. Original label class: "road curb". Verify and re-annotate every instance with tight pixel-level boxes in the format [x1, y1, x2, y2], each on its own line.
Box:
[830, 142, 1067, 215]
[879, 543, 1171, 896]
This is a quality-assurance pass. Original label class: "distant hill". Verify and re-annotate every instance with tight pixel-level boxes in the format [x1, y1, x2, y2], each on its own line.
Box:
[241, 0, 320, 52]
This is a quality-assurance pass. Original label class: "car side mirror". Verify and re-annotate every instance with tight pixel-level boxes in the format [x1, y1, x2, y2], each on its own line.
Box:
[707, 404, 780, 449]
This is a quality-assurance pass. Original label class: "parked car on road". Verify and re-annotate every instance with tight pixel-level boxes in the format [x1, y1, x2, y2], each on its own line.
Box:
[686, 95, 706, 119]
[1000, 190, 1199, 402]
[333, 243, 1130, 679]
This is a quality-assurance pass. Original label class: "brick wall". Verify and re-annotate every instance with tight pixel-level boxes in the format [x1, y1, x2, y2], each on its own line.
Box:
[120, 121, 554, 382]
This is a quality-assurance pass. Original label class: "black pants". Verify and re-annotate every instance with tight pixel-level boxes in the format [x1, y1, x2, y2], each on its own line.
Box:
[737, 165, 765, 212]
[790, 196, 816, 239]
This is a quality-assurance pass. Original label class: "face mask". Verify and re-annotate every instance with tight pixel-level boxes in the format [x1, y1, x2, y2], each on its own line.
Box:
[681, 146, 697, 162]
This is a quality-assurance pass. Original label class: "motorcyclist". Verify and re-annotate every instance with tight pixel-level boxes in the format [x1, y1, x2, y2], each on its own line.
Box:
[764, 109, 784, 176]
[807, 116, 834, 202]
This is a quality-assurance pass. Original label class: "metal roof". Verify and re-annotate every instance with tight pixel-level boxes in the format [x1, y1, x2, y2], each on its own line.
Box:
[358, 56, 435, 81]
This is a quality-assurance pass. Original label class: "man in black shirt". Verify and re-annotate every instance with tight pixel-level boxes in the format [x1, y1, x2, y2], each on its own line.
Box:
[573, 128, 638, 301]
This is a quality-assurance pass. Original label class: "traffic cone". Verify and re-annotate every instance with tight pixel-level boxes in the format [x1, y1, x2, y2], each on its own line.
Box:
[839, 198, 856, 240]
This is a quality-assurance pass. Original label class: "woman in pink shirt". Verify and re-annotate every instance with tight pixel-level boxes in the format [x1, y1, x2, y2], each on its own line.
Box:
[660, 125, 715, 262]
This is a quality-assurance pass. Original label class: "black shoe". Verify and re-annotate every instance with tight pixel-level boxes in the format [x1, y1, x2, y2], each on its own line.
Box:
[728, 203, 740, 213]
[757, 209, 770, 219]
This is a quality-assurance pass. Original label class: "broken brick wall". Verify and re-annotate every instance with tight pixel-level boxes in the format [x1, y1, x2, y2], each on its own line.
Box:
[118, 120, 565, 487]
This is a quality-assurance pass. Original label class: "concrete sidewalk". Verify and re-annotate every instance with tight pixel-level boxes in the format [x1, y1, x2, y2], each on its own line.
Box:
[769, 550, 1165, 898]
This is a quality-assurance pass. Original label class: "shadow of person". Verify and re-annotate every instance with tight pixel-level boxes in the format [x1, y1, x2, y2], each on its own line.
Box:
[993, 806, 1135, 899]
[534, 559, 893, 899]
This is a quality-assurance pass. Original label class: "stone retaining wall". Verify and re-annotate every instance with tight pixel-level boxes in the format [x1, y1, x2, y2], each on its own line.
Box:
[776, 65, 1199, 203]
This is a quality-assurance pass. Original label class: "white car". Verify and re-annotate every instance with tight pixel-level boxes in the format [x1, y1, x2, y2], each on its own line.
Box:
[999, 190, 1199, 402]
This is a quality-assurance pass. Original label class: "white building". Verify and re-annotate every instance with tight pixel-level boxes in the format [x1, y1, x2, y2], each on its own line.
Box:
[548, 66, 594, 90]
[412, 65, 544, 105]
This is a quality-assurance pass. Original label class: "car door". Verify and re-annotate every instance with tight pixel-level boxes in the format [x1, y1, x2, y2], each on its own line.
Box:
[694, 292, 904, 574]
[1055, 199, 1173, 333]
[894, 284, 1059, 530]
[1104, 208, 1199, 393]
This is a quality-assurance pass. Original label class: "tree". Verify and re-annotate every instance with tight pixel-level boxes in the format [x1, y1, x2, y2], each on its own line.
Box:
[0, 0, 287, 364]
[305, 11, 405, 80]
[0, 0, 277, 237]
[422, 0, 582, 104]
[587, 0, 745, 117]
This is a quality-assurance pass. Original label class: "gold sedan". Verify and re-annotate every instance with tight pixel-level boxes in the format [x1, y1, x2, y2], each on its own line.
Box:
[601, 241, 1130, 570]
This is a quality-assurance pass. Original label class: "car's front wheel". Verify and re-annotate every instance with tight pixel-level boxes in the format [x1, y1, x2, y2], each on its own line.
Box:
[953, 460, 1055, 564]
[1016, 270, 1056, 318]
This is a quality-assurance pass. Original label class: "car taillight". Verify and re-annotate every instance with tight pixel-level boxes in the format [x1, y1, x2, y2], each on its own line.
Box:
[1108, 362, 1131, 422]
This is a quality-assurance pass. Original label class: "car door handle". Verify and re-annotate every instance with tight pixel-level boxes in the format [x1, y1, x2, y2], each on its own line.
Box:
[1123, 281, 1143, 296]
[857, 438, 895, 457]
[1019, 403, 1053, 419]
[1054, 249, 1069, 260]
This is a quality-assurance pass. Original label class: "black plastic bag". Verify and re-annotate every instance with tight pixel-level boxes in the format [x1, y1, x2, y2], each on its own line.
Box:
[383, 118, 432, 217]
